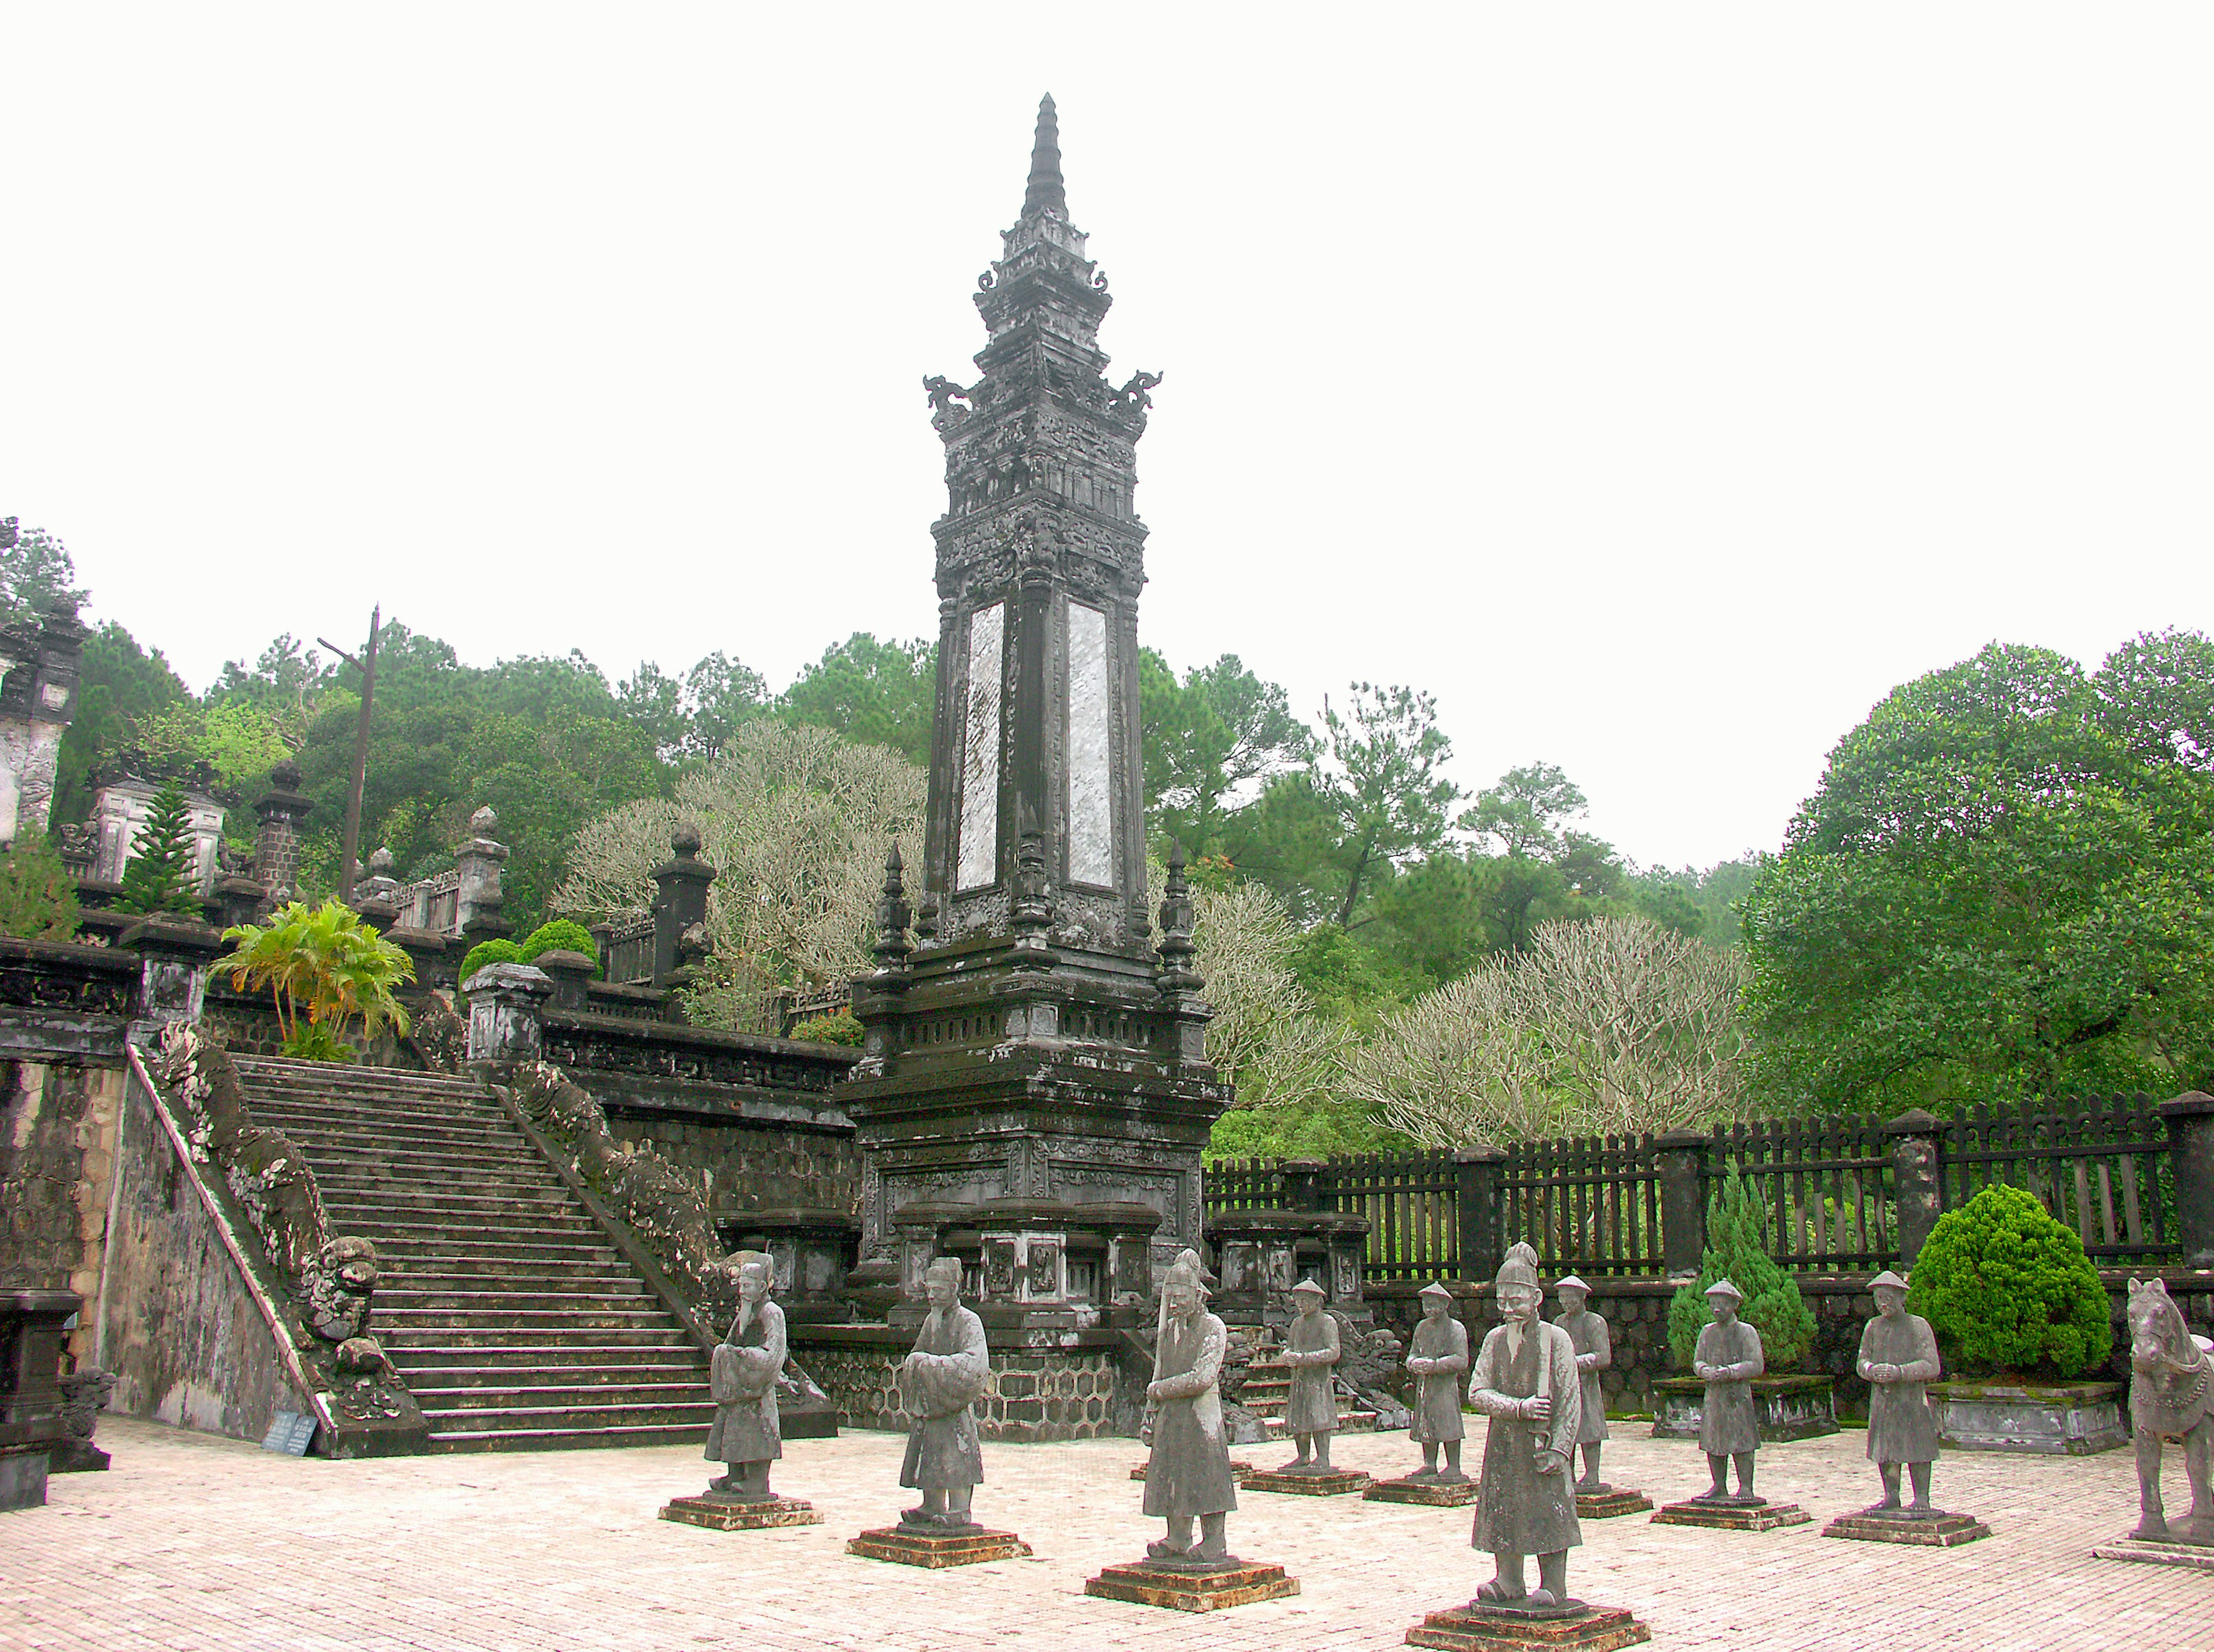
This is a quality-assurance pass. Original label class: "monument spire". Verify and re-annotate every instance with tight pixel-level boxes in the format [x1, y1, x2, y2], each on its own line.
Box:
[1021, 93, 1067, 220]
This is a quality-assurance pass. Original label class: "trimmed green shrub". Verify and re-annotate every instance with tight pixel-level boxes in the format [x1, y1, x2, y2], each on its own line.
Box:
[790, 1009, 864, 1047]
[1667, 1170, 1818, 1371]
[0, 833, 80, 941]
[1907, 1184, 2111, 1378]
[460, 937, 523, 983]
[518, 919, 598, 969]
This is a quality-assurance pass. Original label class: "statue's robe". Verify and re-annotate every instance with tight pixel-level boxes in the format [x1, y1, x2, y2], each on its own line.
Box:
[1407, 1313, 1469, 1444]
[1143, 1309, 1238, 1519]
[1858, 1311, 1943, 1465]
[1282, 1307, 1341, 1435]
[899, 1303, 989, 1491]
[1468, 1319, 1582, 1558]
[703, 1297, 785, 1465]
[1694, 1319, 1764, 1457]
[1555, 1307, 1611, 1446]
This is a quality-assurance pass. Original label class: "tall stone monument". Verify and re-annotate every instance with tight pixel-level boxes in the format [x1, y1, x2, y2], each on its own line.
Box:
[841, 97, 1230, 1396]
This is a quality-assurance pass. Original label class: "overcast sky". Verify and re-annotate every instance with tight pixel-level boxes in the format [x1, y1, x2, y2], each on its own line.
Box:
[4, 6, 2208, 871]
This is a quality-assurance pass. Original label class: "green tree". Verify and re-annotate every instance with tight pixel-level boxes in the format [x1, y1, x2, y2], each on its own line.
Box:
[1907, 1184, 2111, 1378]
[1313, 682, 1463, 927]
[1461, 761, 1587, 859]
[1741, 632, 2214, 1112]
[1666, 1172, 1818, 1371]
[116, 784, 202, 916]
[1140, 650, 1315, 855]
[213, 899, 415, 1061]
[0, 834, 81, 941]
[0, 519, 87, 625]
[778, 633, 934, 763]
[54, 621, 191, 825]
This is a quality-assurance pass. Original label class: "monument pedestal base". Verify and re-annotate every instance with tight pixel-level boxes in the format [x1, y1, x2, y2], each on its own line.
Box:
[659, 1494, 822, 1531]
[49, 1439, 110, 1474]
[1241, 1467, 1372, 1496]
[846, 1524, 1030, 1566]
[1132, 1459, 1255, 1482]
[1084, 1559, 1299, 1612]
[1651, 1498, 1810, 1532]
[1366, 1474, 1480, 1507]
[1575, 1488, 1652, 1519]
[2093, 1534, 2214, 1570]
[1406, 1600, 1651, 1650]
[1823, 1509, 1990, 1546]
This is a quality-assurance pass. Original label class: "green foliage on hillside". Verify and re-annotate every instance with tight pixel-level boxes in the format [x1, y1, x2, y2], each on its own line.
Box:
[0, 835, 81, 942]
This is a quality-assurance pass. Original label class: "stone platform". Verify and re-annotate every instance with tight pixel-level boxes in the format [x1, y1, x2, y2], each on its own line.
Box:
[1406, 1600, 1652, 1650]
[1651, 1496, 1811, 1532]
[1366, 1473, 1481, 1506]
[658, 1493, 822, 1531]
[1132, 1458, 1256, 1481]
[846, 1523, 1031, 1567]
[1823, 1507, 1990, 1546]
[1084, 1557, 1300, 1612]
[1242, 1466, 1372, 1496]
[1576, 1487, 1654, 1519]
[2093, 1534, 2214, 1570]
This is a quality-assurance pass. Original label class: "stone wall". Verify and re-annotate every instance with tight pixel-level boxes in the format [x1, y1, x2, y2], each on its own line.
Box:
[797, 1330, 1121, 1442]
[605, 1111, 859, 1218]
[0, 1059, 128, 1363]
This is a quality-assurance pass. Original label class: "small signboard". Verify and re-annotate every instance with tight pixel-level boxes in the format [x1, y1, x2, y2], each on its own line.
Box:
[260, 1410, 317, 1456]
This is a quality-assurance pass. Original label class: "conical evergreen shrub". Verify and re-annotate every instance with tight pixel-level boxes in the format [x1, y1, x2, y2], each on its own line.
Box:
[1906, 1184, 2110, 1377]
[1667, 1170, 1818, 1370]
[116, 783, 202, 916]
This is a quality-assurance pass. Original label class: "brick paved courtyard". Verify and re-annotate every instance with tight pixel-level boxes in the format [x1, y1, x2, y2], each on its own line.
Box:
[4, 1416, 2208, 1651]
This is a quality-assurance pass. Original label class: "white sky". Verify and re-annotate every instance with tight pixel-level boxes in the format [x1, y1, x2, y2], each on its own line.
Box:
[3, 6, 2208, 871]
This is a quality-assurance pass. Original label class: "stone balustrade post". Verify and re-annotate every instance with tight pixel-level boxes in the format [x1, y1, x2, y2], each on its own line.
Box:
[251, 761, 311, 902]
[1453, 1144, 1506, 1286]
[454, 806, 513, 943]
[2160, 1090, 2214, 1269]
[534, 949, 595, 1015]
[1655, 1129, 1712, 1281]
[650, 821, 716, 986]
[462, 961, 552, 1066]
[1884, 1108, 1945, 1268]
[119, 912, 224, 1042]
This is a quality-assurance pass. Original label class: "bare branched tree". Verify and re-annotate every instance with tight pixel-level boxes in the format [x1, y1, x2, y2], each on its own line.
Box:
[1188, 876, 1352, 1112]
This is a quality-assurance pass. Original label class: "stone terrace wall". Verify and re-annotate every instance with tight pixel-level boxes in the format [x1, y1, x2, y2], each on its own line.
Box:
[0, 1059, 130, 1361]
[800, 1334, 1120, 1442]
[605, 1114, 857, 1218]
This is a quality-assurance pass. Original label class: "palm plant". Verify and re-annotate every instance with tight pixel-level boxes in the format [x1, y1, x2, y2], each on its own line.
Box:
[213, 900, 415, 1061]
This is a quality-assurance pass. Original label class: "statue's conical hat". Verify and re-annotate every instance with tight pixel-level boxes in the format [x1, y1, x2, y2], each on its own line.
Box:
[1418, 1280, 1454, 1300]
[1704, 1277, 1744, 1303]
[1291, 1276, 1327, 1297]
[1554, 1274, 1592, 1295]
[1869, 1269, 1909, 1292]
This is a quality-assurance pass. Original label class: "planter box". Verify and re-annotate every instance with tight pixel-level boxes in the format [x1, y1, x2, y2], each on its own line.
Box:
[1929, 1379, 2126, 1455]
[1650, 1374, 1838, 1442]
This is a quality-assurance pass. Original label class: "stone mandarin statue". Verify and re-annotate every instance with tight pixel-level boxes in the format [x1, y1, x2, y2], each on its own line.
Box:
[705, 1257, 785, 1500]
[1857, 1270, 1945, 1514]
[1406, 1280, 1470, 1481]
[1691, 1277, 1765, 1504]
[1552, 1276, 1612, 1494]
[1466, 1242, 1583, 1608]
[1278, 1277, 1343, 1473]
[1142, 1248, 1241, 1566]
[898, 1255, 991, 1530]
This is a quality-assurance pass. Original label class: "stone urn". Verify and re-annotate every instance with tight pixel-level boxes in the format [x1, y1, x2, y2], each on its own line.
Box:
[1650, 1373, 1839, 1442]
[1927, 1378, 2127, 1454]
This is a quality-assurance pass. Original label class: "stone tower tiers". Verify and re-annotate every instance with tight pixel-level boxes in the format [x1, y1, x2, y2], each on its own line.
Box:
[844, 98, 1227, 1324]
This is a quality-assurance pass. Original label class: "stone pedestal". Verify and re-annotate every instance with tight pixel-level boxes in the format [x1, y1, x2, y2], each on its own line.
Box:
[846, 1524, 1031, 1567]
[2093, 1534, 2214, 1571]
[1365, 1474, 1480, 1507]
[1406, 1601, 1651, 1651]
[1823, 1509, 1990, 1546]
[0, 1289, 77, 1512]
[1652, 1497, 1812, 1532]
[1651, 1374, 1837, 1441]
[658, 1494, 822, 1532]
[1241, 1466, 1371, 1496]
[1132, 1458, 1253, 1482]
[1575, 1488, 1654, 1519]
[1083, 1559, 1299, 1612]
[1929, 1379, 2128, 1454]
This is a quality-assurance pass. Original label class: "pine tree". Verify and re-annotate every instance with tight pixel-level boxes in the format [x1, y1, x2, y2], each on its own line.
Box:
[116, 783, 203, 916]
[1666, 1170, 1818, 1371]
[0, 833, 81, 941]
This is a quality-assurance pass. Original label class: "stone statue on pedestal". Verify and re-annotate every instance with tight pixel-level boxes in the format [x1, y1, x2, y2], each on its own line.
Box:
[1277, 1278, 1341, 1473]
[1406, 1280, 1470, 1481]
[1690, 1277, 1765, 1504]
[704, 1258, 785, 1500]
[1142, 1248, 1240, 1567]
[1857, 1270, 1944, 1515]
[1552, 1277, 1611, 1494]
[898, 1256, 989, 1529]
[1466, 1242, 1582, 1608]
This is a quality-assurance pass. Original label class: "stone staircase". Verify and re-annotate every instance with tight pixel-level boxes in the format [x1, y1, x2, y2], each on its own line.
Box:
[233, 1055, 715, 1453]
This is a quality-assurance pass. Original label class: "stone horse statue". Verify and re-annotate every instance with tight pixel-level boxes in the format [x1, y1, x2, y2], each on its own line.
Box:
[2126, 1276, 2214, 1543]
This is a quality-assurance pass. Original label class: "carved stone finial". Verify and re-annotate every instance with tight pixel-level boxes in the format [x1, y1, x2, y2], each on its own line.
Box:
[470, 805, 498, 838]
[1155, 839, 1203, 993]
[269, 759, 303, 793]
[873, 840, 912, 972]
[367, 847, 394, 876]
[1022, 92, 1066, 220]
[671, 819, 704, 859]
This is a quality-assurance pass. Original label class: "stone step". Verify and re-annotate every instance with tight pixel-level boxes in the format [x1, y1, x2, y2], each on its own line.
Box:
[321, 1190, 579, 1218]
[266, 1137, 537, 1169]
[232, 1063, 492, 1098]
[394, 1346, 709, 1373]
[382, 1325, 702, 1351]
[247, 1106, 518, 1137]
[409, 1382, 709, 1412]
[426, 1422, 711, 1453]
[335, 1219, 609, 1244]
[317, 1180, 574, 1206]
[373, 1236, 623, 1265]
[375, 1306, 675, 1332]
[381, 1263, 644, 1287]
[398, 1359, 707, 1387]
[375, 1287, 653, 1313]
[419, 1400, 717, 1435]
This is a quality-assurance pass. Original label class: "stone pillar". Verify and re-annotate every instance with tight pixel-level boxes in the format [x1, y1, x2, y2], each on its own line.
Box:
[650, 821, 716, 985]
[454, 808, 513, 942]
[1281, 1159, 1329, 1215]
[462, 961, 551, 1066]
[2160, 1090, 2214, 1270]
[1454, 1144, 1506, 1286]
[119, 913, 223, 1039]
[1885, 1108, 1945, 1268]
[1656, 1129, 1712, 1280]
[534, 948, 595, 1014]
[0, 1288, 79, 1511]
[0, 606, 86, 851]
[252, 761, 312, 902]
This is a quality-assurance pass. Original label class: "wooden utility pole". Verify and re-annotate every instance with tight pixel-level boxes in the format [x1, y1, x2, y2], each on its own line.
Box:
[318, 604, 383, 906]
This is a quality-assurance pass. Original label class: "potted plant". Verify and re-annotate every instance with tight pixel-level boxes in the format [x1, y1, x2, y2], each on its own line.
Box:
[1911, 1184, 2125, 1454]
[1655, 1171, 1838, 1440]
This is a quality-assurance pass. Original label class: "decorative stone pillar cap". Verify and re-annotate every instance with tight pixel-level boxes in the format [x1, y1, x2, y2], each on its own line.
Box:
[461, 960, 552, 997]
[1553, 1275, 1591, 1296]
[1869, 1270, 1910, 1292]
[1704, 1277, 1744, 1303]
[2159, 1090, 2214, 1120]
[1882, 1107, 1944, 1135]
